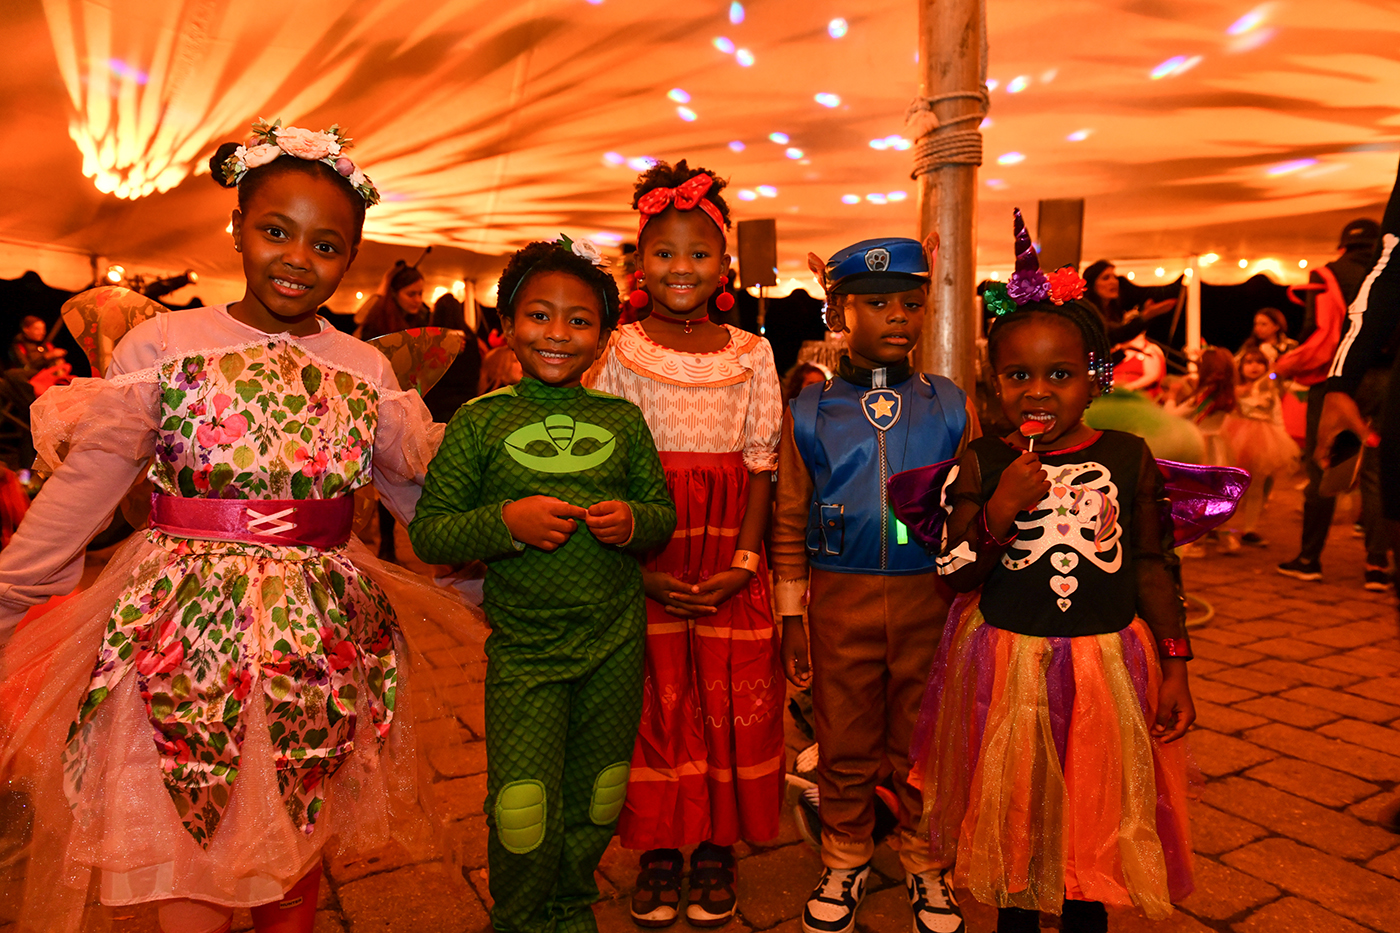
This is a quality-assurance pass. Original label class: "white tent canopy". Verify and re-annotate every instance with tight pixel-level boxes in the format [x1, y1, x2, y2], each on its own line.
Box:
[2, 0, 1397, 308]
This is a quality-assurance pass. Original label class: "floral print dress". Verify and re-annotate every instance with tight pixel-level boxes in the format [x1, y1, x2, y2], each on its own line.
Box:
[0, 305, 478, 922]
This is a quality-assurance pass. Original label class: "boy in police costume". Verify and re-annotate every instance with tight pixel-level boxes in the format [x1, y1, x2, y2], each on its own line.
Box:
[772, 236, 979, 933]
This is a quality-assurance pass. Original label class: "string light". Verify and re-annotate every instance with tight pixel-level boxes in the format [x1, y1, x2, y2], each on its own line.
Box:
[828, 18, 848, 39]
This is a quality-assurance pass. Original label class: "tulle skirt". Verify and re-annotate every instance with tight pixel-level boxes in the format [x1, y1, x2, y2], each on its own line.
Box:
[1220, 415, 1300, 481]
[0, 533, 485, 933]
[909, 595, 1192, 918]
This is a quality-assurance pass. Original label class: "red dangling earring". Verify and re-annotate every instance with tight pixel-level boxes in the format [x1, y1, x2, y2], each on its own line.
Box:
[714, 274, 735, 312]
[628, 273, 650, 309]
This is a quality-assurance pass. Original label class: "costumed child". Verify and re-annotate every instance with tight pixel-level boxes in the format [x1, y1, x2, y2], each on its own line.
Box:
[769, 236, 980, 933]
[586, 159, 785, 928]
[408, 238, 677, 933]
[0, 120, 485, 933]
[890, 210, 1200, 933]
[1163, 346, 1240, 553]
[1221, 349, 1300, 545]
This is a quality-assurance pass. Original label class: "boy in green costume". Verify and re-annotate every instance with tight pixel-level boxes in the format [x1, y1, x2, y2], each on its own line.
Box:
[410, 239, 676, 933]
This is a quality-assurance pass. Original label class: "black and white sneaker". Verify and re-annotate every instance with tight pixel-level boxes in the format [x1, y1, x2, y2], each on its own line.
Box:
[907, 870, 965, 933]
[802, 864, 870, 933]
[686, 842, 737, 927]
[630, 849, 683, 928]
[1364, 568, 1392, 592]
[1277, 557, 1323, 582]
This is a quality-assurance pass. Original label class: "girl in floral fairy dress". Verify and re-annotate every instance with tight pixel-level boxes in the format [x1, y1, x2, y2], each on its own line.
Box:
[587, 160, 785, 928]
[0, 121, 481, 933]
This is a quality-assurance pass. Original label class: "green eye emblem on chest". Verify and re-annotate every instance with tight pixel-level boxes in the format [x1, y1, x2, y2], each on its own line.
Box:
[503, 414, 617, 474]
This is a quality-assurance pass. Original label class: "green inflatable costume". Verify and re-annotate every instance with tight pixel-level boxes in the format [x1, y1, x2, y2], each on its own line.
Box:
[409, 378, 676, 933]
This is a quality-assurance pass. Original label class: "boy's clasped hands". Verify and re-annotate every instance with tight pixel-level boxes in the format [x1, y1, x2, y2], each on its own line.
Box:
[502, 496, 634, 550]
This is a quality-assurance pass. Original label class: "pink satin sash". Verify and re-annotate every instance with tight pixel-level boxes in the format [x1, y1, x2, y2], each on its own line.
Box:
[150, 493, 354, 549]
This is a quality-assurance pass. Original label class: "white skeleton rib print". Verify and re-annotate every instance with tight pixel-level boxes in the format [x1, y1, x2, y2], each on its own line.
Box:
[1001, 460, 1122, 611]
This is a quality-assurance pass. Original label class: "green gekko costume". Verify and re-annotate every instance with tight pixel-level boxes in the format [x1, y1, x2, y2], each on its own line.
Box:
[408, 377, 675, 933]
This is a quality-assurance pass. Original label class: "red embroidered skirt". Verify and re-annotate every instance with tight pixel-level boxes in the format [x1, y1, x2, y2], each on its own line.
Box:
[618, 451, 785, 849]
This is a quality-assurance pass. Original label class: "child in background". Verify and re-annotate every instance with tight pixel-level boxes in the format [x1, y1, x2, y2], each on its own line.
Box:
[1164, 346, 1240, 552]
[409, 238, 676, 933]
[0, 120, 482, 933]
[1221, 349, 1300, 546]
[896, 212, 1194, 933]
[772, 236, 978, 933]
[588, 159, 784, 928]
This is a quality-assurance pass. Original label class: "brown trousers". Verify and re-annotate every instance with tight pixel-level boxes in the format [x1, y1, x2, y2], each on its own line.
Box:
[808, 568, 951, 873]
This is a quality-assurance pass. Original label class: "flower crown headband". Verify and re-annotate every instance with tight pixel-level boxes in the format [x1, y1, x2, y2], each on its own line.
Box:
[216, 118, 381, 206]
[984, 208, 1114, 394]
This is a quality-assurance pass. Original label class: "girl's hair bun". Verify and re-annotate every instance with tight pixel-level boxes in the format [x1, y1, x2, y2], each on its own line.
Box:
[209, 142, 241, 188]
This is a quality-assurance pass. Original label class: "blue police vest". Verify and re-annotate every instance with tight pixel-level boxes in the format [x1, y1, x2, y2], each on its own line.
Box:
[791, 371, 967, 574]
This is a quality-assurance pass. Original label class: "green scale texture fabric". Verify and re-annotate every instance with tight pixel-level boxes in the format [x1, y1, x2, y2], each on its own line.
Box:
[408, 377, 674, 933]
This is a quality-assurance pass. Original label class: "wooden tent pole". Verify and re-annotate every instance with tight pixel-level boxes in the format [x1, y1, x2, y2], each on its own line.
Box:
[914, 0, 986, 396]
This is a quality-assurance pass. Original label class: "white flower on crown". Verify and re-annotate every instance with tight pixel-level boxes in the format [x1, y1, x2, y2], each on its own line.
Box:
[348, 167, 366, 189]
[571, 238, 603, 265]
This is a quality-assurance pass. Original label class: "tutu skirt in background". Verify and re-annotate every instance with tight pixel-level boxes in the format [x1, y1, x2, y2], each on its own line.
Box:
[909, 596, 1192, 918]
[1220, 414, 1300, 482]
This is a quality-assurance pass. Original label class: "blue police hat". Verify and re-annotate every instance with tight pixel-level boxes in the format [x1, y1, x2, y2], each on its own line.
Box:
[825, 237, 929, 295]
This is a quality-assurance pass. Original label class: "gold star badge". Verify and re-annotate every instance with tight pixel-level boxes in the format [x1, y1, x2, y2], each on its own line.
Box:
[869, 396, 896, 419]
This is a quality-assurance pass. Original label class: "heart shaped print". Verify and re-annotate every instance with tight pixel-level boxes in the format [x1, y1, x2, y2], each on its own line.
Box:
[1053, 485, 1067, 498]
[1057, 523, 1071, 536]
[1049, 574, 1078, 597]
[1052, 551, 1080, 572]
[1057, 597, 1072, 612]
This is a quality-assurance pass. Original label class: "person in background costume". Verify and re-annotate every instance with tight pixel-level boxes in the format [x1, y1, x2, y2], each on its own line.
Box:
[409, 238, 676, 933]
[587, 159, 784, 928]
[892, 210, 1198, 933]
[0, 119, 484, 933]
[770, 236, 979, 933]
[1316, 157, 1400, 589]
[1081, 260, 1177, 345]
[1221, 350, 1299, 546]
[1278, 216, 1390, 587]
[1236, 308, 1296, 366]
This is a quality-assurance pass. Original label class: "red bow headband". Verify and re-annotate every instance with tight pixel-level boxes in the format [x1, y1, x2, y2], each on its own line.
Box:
[636, 173, 727, 237]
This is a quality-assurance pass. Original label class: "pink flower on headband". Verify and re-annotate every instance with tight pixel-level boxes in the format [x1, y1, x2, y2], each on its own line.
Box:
[1046, 266, 1087, 304]
[242, 144, 282, 168]
[276, 127, 340, 161]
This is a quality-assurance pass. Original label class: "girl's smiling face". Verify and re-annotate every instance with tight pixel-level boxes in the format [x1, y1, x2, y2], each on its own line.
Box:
[639, 208, 729, 316]
[993, 313, 1098, 450]
[503, 270, 608, 387]
[230, 169, 359, 335]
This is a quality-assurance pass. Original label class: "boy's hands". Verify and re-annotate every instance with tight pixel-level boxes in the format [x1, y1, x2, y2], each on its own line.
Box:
[1152, 659, 1195, 743]
[502, 496, 589, 551]
[585, 500, 634, 545]
[986, 450, 1050, 537]
[781, 615, 812, 688]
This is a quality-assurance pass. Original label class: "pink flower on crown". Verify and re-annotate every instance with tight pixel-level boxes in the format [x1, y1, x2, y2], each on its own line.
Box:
[275, 126, 340, 161]
[243, 144, 282, 169]
[349, 167, 366, 189]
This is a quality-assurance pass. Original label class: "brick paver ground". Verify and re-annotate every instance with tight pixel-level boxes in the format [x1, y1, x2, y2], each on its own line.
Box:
[3, 477, 1398, 932]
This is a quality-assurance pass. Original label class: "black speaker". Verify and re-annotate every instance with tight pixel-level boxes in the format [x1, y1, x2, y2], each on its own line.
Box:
[1036, 199, 1084, 272]
[737, 219, 778, 289]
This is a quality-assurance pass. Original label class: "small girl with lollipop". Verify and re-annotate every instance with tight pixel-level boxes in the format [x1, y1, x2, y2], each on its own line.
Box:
[587, 159, 784, 928]
[0, 119, 481, 933]
[891, 210, 1203, 933]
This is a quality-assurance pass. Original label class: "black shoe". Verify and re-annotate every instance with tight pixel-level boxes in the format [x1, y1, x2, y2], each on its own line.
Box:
[1277, 557, 1322, 582]
[907, 869, 965, 933]
[686, 842, 736, 927]
[1240, 532, 1267, 547]
[1365, 568, 1393, 592]
[631, 849, 683, 928]
[802, 864, 871, 933]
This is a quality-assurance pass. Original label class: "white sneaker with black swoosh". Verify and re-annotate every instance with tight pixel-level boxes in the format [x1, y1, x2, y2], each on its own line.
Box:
[802, 864, 870, 933]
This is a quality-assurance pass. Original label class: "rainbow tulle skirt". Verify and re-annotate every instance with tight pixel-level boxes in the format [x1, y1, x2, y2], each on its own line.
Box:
[909, 595, 1193, 918]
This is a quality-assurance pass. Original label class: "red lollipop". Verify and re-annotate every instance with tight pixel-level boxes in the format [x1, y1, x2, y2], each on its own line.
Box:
[1019, 419, 1046, 451]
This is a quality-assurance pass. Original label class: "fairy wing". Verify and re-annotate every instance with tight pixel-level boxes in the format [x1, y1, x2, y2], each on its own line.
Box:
[887, 458, 960, 551]
[1155, 459, 1251, 547]
[365, 327, 466, 395]
[60, 286, 170, 375]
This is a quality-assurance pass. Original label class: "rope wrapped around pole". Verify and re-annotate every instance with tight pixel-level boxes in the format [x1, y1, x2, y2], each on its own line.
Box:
[906, 88, 990, 178]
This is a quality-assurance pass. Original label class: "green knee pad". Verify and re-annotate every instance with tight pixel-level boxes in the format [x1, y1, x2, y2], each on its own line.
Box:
[588, 762, 630, 826]
[495, 780, 546, 854]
